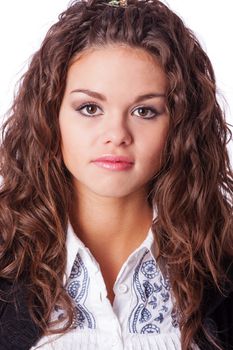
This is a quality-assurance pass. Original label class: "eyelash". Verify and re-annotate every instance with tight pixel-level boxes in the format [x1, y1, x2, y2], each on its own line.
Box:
[75, 102, 160, 119]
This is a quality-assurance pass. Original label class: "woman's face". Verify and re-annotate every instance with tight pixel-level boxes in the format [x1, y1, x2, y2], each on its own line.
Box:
[59, 44, 169, 199]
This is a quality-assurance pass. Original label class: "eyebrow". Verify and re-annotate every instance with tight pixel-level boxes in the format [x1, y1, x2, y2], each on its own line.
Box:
[70, 88, 165, 103]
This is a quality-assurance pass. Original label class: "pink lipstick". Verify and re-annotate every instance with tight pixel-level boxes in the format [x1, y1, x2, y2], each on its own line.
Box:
[92, 155, 134, 171]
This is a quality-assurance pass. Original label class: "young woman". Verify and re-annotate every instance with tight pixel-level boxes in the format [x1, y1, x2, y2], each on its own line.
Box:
[0, 0, 232, 349]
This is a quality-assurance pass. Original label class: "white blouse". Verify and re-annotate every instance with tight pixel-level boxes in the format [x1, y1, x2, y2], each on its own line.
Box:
[31, 211, 198, 350]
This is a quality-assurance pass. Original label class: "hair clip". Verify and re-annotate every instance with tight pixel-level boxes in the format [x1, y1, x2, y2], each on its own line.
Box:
[108, 0, 127, 7]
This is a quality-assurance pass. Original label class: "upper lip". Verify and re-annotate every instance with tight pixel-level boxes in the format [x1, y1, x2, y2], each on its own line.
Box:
[92, 154, 134, 163]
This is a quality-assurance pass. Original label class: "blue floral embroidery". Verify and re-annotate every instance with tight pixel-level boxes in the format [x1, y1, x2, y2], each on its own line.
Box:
[148, 295, 157, 309]
[128, 249, 178, 334]
[66, 252, 96, 329]
[171, 308, 179, 328]
[143, 280, 154, 298]
[141, 260, 158, 279]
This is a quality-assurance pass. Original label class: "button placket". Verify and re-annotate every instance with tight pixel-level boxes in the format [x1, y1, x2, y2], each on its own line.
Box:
[112, 336, 119, 346]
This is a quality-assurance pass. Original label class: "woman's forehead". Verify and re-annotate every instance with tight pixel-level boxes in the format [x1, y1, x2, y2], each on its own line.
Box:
[66, 45, 167, 92]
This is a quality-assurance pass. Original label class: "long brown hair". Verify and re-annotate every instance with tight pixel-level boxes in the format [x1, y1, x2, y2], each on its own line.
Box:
[0, 0, 232, 348]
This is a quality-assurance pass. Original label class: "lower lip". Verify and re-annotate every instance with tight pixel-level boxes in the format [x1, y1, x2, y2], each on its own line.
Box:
[92, 161, 134, 171]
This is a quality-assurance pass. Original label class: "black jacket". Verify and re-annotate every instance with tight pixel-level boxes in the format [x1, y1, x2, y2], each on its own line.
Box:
[0, 276, 233, 350]
[196, 279, 233, 349]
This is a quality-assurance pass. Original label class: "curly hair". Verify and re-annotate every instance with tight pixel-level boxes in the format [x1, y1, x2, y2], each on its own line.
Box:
[0, 0, 232, 349]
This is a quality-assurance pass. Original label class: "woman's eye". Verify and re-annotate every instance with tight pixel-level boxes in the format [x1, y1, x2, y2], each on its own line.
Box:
[133, 107, 159, 119]
[75, 103, 159, 119]
[76, 103, 101, 117]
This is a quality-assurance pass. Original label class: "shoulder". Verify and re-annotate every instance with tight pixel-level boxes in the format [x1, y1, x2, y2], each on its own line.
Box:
[0, 278, 41, 350]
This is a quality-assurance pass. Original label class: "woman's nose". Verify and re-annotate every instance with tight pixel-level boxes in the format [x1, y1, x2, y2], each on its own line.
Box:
[101, 116, 133, 146]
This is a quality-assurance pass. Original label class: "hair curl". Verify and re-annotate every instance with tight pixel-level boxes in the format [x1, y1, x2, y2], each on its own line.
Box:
[0, 0, 232, 349]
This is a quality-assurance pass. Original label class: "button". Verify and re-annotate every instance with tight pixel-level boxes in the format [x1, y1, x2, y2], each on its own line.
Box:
[117, 283, 128, 294]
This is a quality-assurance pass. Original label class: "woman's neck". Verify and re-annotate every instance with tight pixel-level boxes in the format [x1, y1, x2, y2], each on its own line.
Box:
[69, 188, 153, 261]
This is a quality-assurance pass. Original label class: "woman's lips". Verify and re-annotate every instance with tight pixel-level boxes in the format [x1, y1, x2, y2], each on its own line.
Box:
[91, 155, 134, 171]
[92, 160, 134, 171]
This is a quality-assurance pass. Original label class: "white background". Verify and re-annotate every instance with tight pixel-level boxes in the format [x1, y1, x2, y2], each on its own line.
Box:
[0, 0, 232, 163]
